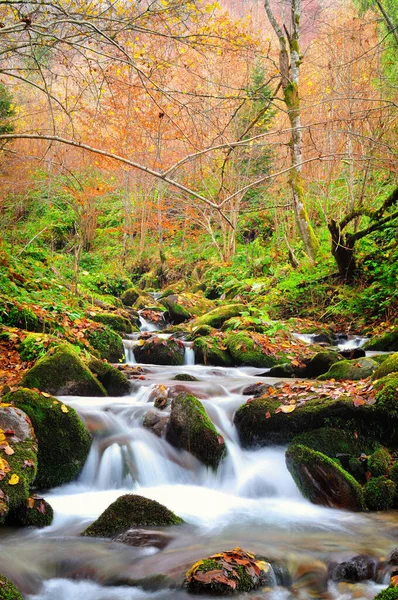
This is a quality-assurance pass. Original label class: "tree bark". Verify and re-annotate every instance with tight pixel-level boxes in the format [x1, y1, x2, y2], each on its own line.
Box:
[328, 220, 356, 283]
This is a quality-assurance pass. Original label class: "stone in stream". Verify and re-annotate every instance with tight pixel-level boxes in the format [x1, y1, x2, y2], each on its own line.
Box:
[86, 325, 125, 363]
[317, 357, 379, 381]
[142, 410, 169, 437]
[121, 286, 140, 307]
[81, 494, 183, 538]
[114, 528, 172, 549]
[304, 350, 342, 378]
[160, 293, 214, 324]
[21, 343, 107, 396]
[190, 304, 245, 329]
[166, 392, 226, 470]
[373, 352, 398, 380]
[363, 477, 396, 511]
[88, 311, 133, 334]
[134, 336, 185, 366]
[364, 328, 398, 352]
[0, 575, 23, 600]
[11, 496, 54, 528]
[331, 554, 378, 583]
[88, 358, 130, 396]
[5, 388, 92, 490]
[193, 336, 233, 367]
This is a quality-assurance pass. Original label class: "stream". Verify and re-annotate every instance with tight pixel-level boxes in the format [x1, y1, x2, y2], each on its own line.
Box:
[0, 315, 396, 599]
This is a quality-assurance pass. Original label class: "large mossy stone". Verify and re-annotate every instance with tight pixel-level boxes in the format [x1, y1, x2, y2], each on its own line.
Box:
[318, 357, 378, 381]
[364, 328, 398, 352]
[161, 293, 214, 324]
[21, 343, 106, 396]
[121, 287, 140, 307]
[193, 335, 233, 367]
[81, 494, 183, 538]
[88, 312, 133, 334]
[88, 359, 130, 396]
[0, 576, 23, 600]
[166, 393, 226, 469]
[11, 497, 54, 528]
[285, 444, 365, 511]
[134, 336, 184, 366]
[363, 477, 396, 511]
[193, 304, 245, 329]
[7, 389, 92, 489]
[86, 326, 125, 363]
[305, 350, 342, 378]
[224, 331, 279, 368]
[373, 352, 398, 380]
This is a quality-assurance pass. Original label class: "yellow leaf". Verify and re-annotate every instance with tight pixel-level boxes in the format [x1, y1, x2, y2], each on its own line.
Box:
[4, 446, 14, 456]
[8, 474, 20, 485]
[41, 392, 51, 398]
[280, 405, 296, 413]
[26, 497, 35, 509]
[61, 404, 69, 413]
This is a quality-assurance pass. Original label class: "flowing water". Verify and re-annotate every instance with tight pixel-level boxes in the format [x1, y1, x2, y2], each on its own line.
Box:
[1, 316, 396, 600]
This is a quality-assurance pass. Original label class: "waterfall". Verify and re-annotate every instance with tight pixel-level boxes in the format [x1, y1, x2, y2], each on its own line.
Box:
[183, 342, 195, 366]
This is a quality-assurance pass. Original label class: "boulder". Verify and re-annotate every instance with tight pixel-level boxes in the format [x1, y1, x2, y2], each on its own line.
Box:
[373, 353, 398, 380]
[142, 410, 169, 437]
[86, 326, 125, 363]
[364, 328, 398, 352]
[121, 287, 140, 307]
[7, 388, 92, 489]
[267, 363, 297, 378]
[166, 393, 226, 469]
[11, 496, 54, 528]
[193, 335, 233, 367]
[114, 528, 172, 550]
[368, 447, 391, 477]
[134, 336, 185, 366]
[82, 494, 183, 537]
[241, 383, 272, 397]
[224, 331, 279, 368]
[318, 357, 378, 381]
[285, 444, 365, 511]
[363, 477, 396, 511]
[21, 343, 107, 396]
[18, 333, 59, 362]
[160, 293, 214, 324]
[88, 312, 133, 334]
[192, 304, 245, 329]
[172, 374, 198, 382]
[88, 359, 130, 396]
[331, 555, 378, 583]
[0, 576, 23, 600]
[305, 350, 342, 378]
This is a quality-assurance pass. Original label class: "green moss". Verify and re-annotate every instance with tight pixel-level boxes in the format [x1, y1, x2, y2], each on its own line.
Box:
[189, 324, 214, 338]
[318, 357, 378, 381]
[286, 444, 365, 511]
[82, 494, 183, 537]
[166, 393, 226, 469]
[121, 287, 140, 307]
[193, 335, 233, 367]
[0, 575, 23, 600]
[134, 337, 185, 366]
[161, 295, 192, 323]
[7, 388, 92, 489]
[373, 352, 398, 380]
[21, 343, 106, 396]
[86, 326, 125, 363]
[291, 428, 370, 458]
[5, 306, 42, 332]
[225, 331, 278, 368]
[88, 358, 130, 396]
[306, 350, 341, 378]
[18, 333, 59, 362]
[89, 312, 132, 334]
[172, 374, 198, 381]
[193, 304, 245, 329]
[368, 447, 391, 477]
[364, 329, 398, 352]
[374, 588, 398, 600]
[11, 497, 54, 528]
[363, 477, 396, 511]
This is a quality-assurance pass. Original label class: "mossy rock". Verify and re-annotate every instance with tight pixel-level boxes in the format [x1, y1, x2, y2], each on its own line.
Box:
[193, 336, 233, 367]
[7, 388, 92, 489]
[4, 306, 42, 332]
[368, 447, 391, 478]
[88, 359, 130, 396]
[82, 494, 183, 538]
[318, 357, 378, 381]
[364, 328, 398, 352]
[305, 350, 342, 378]
[0, 406, 38, 525]
[172, 374, 198, 382]
[0, 576, 23, 600]
[21, 343, 106, 396]
[193, 304, 245, 329]
[373, 352, 398, 380]
[121, 287, 140, 307]
[166, 393, 226, 469]
[161, 293, 214, 324]
[161, 295, 192, 323]
[224, 331, 279, 368]
[374, 587, 398, 600]
[11, 497, 54, 528]
[86, 326, 125, 363]
[18, 333, 59, 362]
[286, 444, 365, 511]
[189, 324, 215, 339]
[134, 336, 185, 366]
[89, 312, 133, 334]
[267, 363, 296, 378]
[363, 477, 396, 511]
[221, 316, 268, 333]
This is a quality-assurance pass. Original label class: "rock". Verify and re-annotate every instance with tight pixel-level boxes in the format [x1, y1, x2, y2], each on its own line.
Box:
[363, 477, 396, 511]
[389, 549, 398, 566]
[184, 547, 277, 594]
[143, 410, 169, 437]
[285, 444, 365, 511]
[192, 304, 245, 329]
[193, 336, 233, 367]
[241, 383, 271, 397]
[339, 348, 366, 360]
[368, 447, 391, 477]
[18, 333, 59, 362]
[148, 384, 171, 409]
[172, 374, 198, 382]
[364, 328, 398, 352]
[134, 336, 185, 366]
[166, 393, 226, 469]
[7, 388, 92, 489]
[86, 326, 125, 363]
[267, 363, 296, 378]
[88, 359, 130, 396]
[0, 405, 36, 442]
[160, 293, 214, 324]
[81, 494, 183, 537]
[21, 343, 107, 396]
[0, 575, 23, 600]
[4, 305, 42, 332]
[189, 324, 215, 338]
[88, 312, 133, 334]
[374, 587, 398, 600]
[318, 357, 378, 381]
[305, 350, 342, 378]
[373, 353, 398, 380]
[11, 496, 54, 528]
[224, 331, 279, 368]
[121, 287, 140, 307]
[331, 555, 378, 583]
[114, 528, 172, 549]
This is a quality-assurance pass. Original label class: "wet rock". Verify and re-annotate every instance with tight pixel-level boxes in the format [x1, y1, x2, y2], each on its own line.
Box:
[21, 343, 107, 396]
[81, 494, 183, 538]
[88, 358, 130, 396]
[172, 374, 198, 382]
[373, 352, 398, 380]
[88, 312, 133, 334]
[121, 287, 140, 307]
[389, 549, 398, 565]
[11, 496, 54, 528]
[134, 336, 185, 366]
[193, 336, 233, 367]
[0, 405, 35, 442]
[143, 410, 169, 437]
[291, 559, 328, 597]
[241, 382, 272, 397]
[225, 331, 279, 368]
[0, 575, 23, 600]
[305, 350, 342, 378]
[364, 328, 398, 352]
[160, 293, 213, 324]
[166, 392, 226, 469]
[148, 384, 171, 409]
[339, 348, 366, 360]
[331, 554, 378, 583]
[318, 357, 378, 381]
[285, 444, 365, 511]
[192, 304, 245, 329]
[114, 528, 172, 549]
[86, 326, 125, 363]
[368, 447, 391, 477]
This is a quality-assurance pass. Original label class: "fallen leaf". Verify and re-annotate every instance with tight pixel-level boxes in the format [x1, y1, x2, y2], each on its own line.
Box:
[26, 497, 35, 509]
[3, 446, 14, 456]
[8, 473, 20, 485]
[61, 404, 69, 413]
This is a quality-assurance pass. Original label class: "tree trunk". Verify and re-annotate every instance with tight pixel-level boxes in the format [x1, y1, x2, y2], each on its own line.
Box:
[328, 219, 356, 283]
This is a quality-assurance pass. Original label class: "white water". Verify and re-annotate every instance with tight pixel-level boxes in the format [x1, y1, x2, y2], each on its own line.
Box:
[294, 332, 368, 351]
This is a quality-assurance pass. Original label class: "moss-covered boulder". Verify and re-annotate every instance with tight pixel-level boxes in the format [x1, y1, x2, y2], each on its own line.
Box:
[82, 494, 183, 538]
[373, 353, 398, 380]
[318, 357, 378, 381]
[88, 312, 133, 334]
[285, 444, 365, 511]
[225, 331, 279, 368]
[166, 393, 226, 469]
[305, 350, 342, 378]
[192, 304, 245, 329]
[363, 477, 396, 511]
[134, 336, 185, 366]
[368, 447, 391, 477]
[364, 328, 398, 352]
[88, 359, 130, 396]
[189, 324, 215, 339]
[86, 326, 125, 363]
[4, 305, 42, 332]
[18, 333, 59, 362]
[172, 374, 198, 382]
[193, 335, 233, 367]
[12, 496, 54, 528]
[21, 343, 106, 396]
[184, 547, 277, 594]
[267, 363, 297, 378]
[161, 293, 214, 324]
[7, 388, 92, 489]
[0, 575, 23, 600]
[374, 587, 398, 600]
[121, 287, 140, 307]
